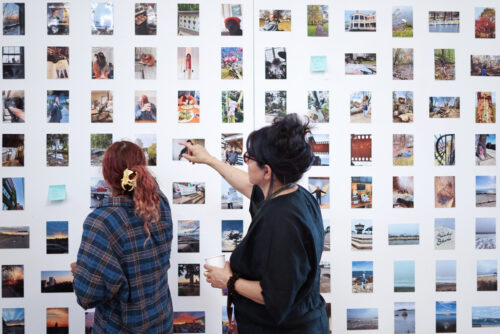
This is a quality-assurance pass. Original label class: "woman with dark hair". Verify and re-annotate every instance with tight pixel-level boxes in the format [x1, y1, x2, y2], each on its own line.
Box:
[180, 113, 328, 333]
[71, 141, 173, 333]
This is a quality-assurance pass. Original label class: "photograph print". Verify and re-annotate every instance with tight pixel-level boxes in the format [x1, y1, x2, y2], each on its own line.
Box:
[309, 133, 329, 166]
[135, 134, 156, 166]
[345, 53, 376, 75]
[2, 90, 24, 123]
[46, 134, 69, 166]
[135, 91, 157, 122]
[47, 308, 68, 334]
[135, 3, 156, 35]
[90, 177, 111, 208]
[173, 312, 205, 333]
[393, 134, 414, 166]
[178, 264, 200, 296]
[3, 3, 24, 35]
[388, 223, 419, 246]
[476, 217, 496, 250]
[177, 4, 199, 36]
[222, 90, 243, 123]
[46, 221, 68, 254]
[47, 2, 69, 35]
[91, 2, 113, 35]
[177, 47, 199, 80]
[351, 134, 371, 166]
[221, 220, 243, 252]
[392, 6, 413, 37]
[47, 47, 69, 79]
[436, 301, 456, 333]
[394, 260, 415, 292]
[307, 90, 329, 123]
[472, 306, 500, 328]
[91, 90, 113, 122]
[178, 220, 199, 253]
[0, 226, 29, 249]
[475, 92, 496, 123]
[347, 308, 378, 330]
[47, 90, 69, 123]
[475, 7, 495, 38]
[394, 302, 415, 334]
[91, 47, 113, 79]
[475, 134, 496, 166]
[351, 177, 372, 209]
[319, 261, 330, 293]
[221, 4, 242, 36]
[435, 218, 455, 250]
[429, 11, 459, 33]
[264, 90, 286, 123]
[222, 179, 243, 210]
[41, 270, 73, 293]
[477, 259, 497, 291]
[476, 175, 496, 207]
[307, 5, 328, 37]
[2, 265, 24, 298]
[265, 47, 286, 79]
[350, 91, 371, 122]
[434, 134, 455, 166]
[135, 47, 156, 80]
[90, 134, 112, 166]
[436, 260, 456, 292]
[345, 10, 376, 32]
[351, 219, 372, 251]
[393, 176, 414, 208]
[173, 182, 205, 205]
[434, 49, 455, 80]
[259, 10, 291, 31]
[2, 177, 24, 210]
[471, 55, 500, 76]
[393, 48, 413, 80]
[221, 133, 243, 166]
[2, 134, 24, 166]
[393, 91, 413, 123]
[2, 46, 24, 79]
[172, 138, 205, 162]
[221, 47, 243, 79]
[352, 261, 374, 293]
[434, 176, 455, 208]
[2, 308, 24, 333]
[178, 90, 200, 123]
[308, 177, 330, 209]
[429, 97, 460, 118]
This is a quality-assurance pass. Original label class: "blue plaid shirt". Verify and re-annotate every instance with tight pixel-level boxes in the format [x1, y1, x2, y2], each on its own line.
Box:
[74, 192, 173, 333]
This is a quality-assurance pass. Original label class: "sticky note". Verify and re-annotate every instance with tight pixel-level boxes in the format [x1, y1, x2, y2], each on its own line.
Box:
[310, 56, 327, 72]
[49, 185, 66, 201]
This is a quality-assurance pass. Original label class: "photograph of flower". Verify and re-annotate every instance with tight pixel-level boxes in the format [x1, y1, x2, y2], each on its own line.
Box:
[221, 47, 243, 79]
[2, 308, 24, 333]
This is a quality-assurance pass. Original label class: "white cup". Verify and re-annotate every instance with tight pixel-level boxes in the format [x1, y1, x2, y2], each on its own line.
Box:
[205, 254, 225, 268]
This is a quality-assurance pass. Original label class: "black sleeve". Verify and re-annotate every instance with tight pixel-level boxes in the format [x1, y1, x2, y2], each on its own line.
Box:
[249, 185, 265, 218]
[259, 210, 312, 325]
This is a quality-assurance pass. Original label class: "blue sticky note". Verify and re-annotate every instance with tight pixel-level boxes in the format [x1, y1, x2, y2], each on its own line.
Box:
[310, 56, 327, 72]
[49, 185, 66, 201]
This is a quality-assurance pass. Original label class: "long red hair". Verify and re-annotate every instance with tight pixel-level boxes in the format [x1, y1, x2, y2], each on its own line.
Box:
[102, 141, 160, 239]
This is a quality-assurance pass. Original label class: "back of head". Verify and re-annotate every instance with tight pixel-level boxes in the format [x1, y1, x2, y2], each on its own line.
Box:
[102, 141, 160, 233]
[246, 113, 314, 184]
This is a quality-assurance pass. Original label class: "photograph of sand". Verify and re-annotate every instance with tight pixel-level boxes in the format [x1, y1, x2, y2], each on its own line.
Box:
[352, 261, 373, 293]
[477, 259, 497, 291]
[476, 175, 496, 207]
[435, 218, 455, 250]
[476, 217, 496, 249]
[436, 260, 456, 292]
[347, 308, 378, 330]
[472, 306, 500, 328]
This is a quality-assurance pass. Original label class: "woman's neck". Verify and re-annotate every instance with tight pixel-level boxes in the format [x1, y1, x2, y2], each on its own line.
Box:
[260, 180, 298, 200]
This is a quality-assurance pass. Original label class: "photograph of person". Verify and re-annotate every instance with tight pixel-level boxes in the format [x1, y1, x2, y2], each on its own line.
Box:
[2, 90, 24, 123]
[177, 47, 199, 80]
[2, 177, 24, 210]
[352, 261, 374, 293]
[221, 4, 242, 35]
[259, 10, 291, 31]
[91, 90, 113, 122]
[47, 90, 69, 123]
[393, 91, 413, 123]
[471, 55, 500, 76]
[47, 2, 69, 35]
[179, 114, 329, 333]
[221, 133, 243, 166]
[173, 139, 205, 161]
[177, 91, 200, 123]
[46, 308, 68, 334]
[2, 134, 24, 166]
[177, 4, 199, 36]
[222, 179, 243, 209]
[91, 47, 113, 79]
[2, 3, 24, 35]
[222, 90, 243, 123]
[135, 91, 157, 122]
[265, 47, 286, 79]
[91, 2, 113, 35]
[2, 46, 24, 79]
[135, 47, 156, 80]
[135, 3, 156, 35]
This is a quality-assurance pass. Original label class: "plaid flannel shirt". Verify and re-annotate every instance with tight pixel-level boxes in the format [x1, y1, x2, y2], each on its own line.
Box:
[74, 192, 173, 333]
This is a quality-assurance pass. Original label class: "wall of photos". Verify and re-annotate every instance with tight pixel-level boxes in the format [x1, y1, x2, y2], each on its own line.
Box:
[1, 0, 499, 333]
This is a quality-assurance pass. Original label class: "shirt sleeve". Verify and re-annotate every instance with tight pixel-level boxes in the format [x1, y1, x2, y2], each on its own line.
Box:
[259, 212, 312, 325]
[73, 212, 127, 310]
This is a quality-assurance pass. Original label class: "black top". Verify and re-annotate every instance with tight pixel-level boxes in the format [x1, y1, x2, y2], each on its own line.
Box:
[230, 185, 328, 334]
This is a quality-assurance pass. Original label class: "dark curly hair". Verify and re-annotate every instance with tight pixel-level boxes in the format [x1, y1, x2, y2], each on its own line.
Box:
[246, 113, 313, 195]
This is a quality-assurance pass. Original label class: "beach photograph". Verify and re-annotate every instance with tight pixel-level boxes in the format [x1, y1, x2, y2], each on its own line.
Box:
[221, 220, 243, 252]
[472, 306, 500, 327]
[307, 90, 329, 123]
[429, 11, 459, 33]
[46, 221, 68, 254]
[46, 307, 68, 334]
[347, 308, 378, 330]
[320, 261, 330, 293]
[173, 182, 205, 205]
[392, 6, 413, 37]
[436, 301, 456, 333]
[394, 261, 415, 292]
[436, 260, 456, 292]
[475, 92, 496, 123]
[435, 218, 455, 250]
[434, 176, 455, 208]
[178, 220, 199, 253]
[350, 91, 371, 123]
[351, 134, 371, 166]
[393, 48, 413, 80]
[309, 133, 329, 166]
[173, 311, 205, 333]
[345, 53, 376, 75]
[2, 265, 24, 298]
[388, 223, 419, 245]
[2, 308, 24, 334]
[394, 302, 415, 334]
[351, 219, 372, 251]
[178, 264, 200, 296]
[476, 175, 496, 207]
[393, 91, 413, 123]
[222, 179, 243, 210]
[393, 134, 414, 165]
[393, 176, 414, 208]
[2, 177, 24, 211]
[429, 97, 460, 118]
[434, 134, 455, 166]
[41, 271, 73, 293]
[475, 134, 496, 166]
[352, 261, 373, 293]
[308, 177, 330, 209]
[46, 134, 69, 167]
[476, 217, 496, 249]
[351, 176, 372, 208]
[323, 219, 330, 251]
[477, 259, 497, 291]
[0, 226, 29, 249]
[90, 134, 112, 166]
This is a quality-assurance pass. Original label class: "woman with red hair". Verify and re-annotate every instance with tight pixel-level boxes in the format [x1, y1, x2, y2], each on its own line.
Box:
[72, 141, 173, 333]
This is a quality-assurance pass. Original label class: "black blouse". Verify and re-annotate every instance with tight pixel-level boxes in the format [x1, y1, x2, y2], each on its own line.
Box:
[230, 185, 328, 334]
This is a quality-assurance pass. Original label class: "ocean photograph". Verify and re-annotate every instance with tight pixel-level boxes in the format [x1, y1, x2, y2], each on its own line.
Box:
[436, 301, 456, 333]
[394, 302, 415, 334]
[394, 260, 415, 292]
[436, 260, 456, 292]
[388, 223, 419, 245]
[476, 217, 496, 249]
[472, 306, 500, 327]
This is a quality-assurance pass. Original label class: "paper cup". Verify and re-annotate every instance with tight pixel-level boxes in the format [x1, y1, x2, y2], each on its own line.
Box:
[205, 254, 225, 268]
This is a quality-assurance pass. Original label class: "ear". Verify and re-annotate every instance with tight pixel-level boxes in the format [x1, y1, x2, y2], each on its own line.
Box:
[263, 165, 273, 181]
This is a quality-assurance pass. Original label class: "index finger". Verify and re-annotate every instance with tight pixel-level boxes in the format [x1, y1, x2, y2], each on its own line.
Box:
[178, 141, 193, 148]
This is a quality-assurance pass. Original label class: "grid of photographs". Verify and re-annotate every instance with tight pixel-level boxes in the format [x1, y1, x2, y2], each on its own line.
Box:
[0, 2, 498, 334]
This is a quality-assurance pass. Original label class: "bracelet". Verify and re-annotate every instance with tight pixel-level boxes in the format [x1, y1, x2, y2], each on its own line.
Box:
[227, 273, 240, 296]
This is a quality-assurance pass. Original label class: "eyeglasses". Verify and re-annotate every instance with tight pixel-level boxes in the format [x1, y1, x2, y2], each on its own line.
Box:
[243, 152, 262, 164]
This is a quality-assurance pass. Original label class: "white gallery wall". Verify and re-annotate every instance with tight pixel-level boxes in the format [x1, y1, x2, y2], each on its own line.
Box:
[0, 0, 499, 333]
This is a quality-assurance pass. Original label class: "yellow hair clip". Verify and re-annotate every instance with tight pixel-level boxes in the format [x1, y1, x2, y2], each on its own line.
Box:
[121, 168, 138, 191]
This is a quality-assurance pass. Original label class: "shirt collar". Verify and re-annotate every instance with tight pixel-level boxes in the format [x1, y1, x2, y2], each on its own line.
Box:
[97, 196, 134, 208]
